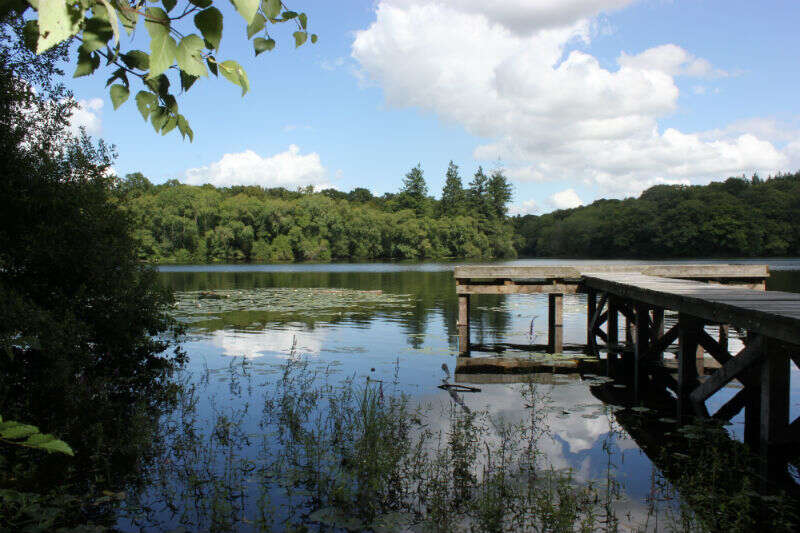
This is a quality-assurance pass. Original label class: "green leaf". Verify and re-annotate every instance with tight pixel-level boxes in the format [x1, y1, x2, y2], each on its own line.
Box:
[176, 34, 207, 77]
[194, 7, 223, 50]
[180, 70, 199, 91]
[253, 37, 274, 56]
[298, 12, 307, 29]
[146, 8, 177, 79]
[246, 13, 266, 39]
[282, 10, 298, 20]
[189, 0, 212, 7]
[0, 423, 38, 440]
[121, 50, 149, 71]
[231, 0, 259, 24]
[293, 30, 307, 48]
[73, 46, 100, 78]
[30, 435, 74, 456]
[151, 106, 169, 131]
[310, 33, 317, 44]
[144, 7, 170, 40]
[82, 16, 114, 52]
[162, 0, 177, 13]
[161, 114, 178, 135]
[177, 114, 194, 141]
[219, 60, 249, 96]
[97, 0, 120, 45]
[105, 67, 127, 87]
[135, 91, 157, 121]
[145, 73, 171, 98]
[262, 0, 281, 19]
[118, 2, 139, 36]
[109, 84, 129, 110]
[37, 0, 82, 53]
[22, 20, 38, 52]
[206, 56, 218, 76]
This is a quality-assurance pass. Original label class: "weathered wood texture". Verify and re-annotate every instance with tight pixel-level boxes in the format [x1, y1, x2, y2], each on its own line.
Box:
[548, 293, 563, 354]
[454, 264, 768, 280]
[582, 273, 800, 345]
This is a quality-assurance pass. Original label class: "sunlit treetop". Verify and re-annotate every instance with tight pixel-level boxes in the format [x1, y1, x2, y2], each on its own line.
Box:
[2, 0, 316, 141]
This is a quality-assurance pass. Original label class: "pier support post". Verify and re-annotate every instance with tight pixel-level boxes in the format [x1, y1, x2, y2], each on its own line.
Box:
[587, 288, 597, 347]
[760, 339, 790, 448]
[677, 314, 702, 420]
[760, 339, 790, 485]
[634, 303, 650, 400]
[651, 307, 665, 361]
[458, 295, 470, 355]
[548, 293, 563, 354]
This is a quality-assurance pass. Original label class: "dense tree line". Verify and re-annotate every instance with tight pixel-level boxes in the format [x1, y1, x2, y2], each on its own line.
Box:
[117, 162, 517, 263]
[514, 173, 800, 258]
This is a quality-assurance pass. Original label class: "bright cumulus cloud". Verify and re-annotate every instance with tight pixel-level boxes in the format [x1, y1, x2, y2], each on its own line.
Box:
[351, 0, 789, 196]
[184, 145, 327, 188]
[548, 189, 584, 210]
[70, 98, 103, 136]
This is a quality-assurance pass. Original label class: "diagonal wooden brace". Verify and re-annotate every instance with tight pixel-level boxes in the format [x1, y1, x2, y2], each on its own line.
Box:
[689, 335, 764, 408]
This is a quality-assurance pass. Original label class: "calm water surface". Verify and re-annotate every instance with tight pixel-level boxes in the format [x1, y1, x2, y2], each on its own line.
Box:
[118, 260, 800, 531]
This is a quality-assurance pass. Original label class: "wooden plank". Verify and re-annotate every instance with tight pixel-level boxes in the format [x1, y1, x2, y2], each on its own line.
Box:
[454, 264, 768, 280]
[548, 293, 563, 354]
[455, 266, 583, 279]
[689, 335, 764, 404]
[582, 274, 800, 345]
[456, 283, 579, 295]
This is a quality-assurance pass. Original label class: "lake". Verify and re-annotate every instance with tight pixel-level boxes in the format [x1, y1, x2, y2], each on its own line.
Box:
[117, 260, 800, 531]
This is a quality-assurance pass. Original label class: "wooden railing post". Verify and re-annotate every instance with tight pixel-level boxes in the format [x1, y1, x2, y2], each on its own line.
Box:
[458, 294, 470, 355]
[548, 293, 563, 354]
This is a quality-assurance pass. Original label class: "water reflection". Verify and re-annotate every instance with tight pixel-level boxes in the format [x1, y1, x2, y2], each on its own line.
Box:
[118, 267, 800, 531]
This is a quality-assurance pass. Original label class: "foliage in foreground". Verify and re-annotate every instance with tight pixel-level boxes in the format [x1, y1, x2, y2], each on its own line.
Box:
[2, 0, 316, 140]
[1, 13, 185, 531]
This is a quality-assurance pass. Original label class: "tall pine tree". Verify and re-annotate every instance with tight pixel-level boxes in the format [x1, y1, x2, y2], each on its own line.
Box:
[399, 164, 428, 214]
[440, 160, 465, 217]
[487, 169, 513, 219]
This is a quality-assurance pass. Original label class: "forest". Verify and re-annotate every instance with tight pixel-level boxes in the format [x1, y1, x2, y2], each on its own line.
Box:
[116, 162, 518, 262]
[119, 169, 800, 263]
[514, 172, 800, 258]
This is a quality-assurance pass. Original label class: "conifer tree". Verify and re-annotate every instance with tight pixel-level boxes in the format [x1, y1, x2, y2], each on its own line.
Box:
[440, 161, 465, 217]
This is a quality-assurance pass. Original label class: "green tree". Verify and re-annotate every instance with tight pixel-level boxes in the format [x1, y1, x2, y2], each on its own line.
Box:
[399, 163, 428, 215]
[2, 0, 317, 139]
[486, 169, 513, 219]
[468, 166, 490, 218]
[440, 160, 465, 217]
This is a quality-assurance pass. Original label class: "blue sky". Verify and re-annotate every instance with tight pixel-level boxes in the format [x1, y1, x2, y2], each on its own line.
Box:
[65, 0, 800, 214]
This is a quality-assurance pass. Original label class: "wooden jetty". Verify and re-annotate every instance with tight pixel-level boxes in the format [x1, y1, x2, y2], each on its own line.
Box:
[454, 264, 800, 467]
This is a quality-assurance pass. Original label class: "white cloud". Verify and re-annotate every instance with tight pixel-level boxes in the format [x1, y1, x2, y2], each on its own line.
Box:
[508, 199, 540, 216]
[548, 188, 583, 210]
[617, 44, 728, 78]
[351, 1, 787, 197]
[184, 145, 327, 188]
[388, 0, 637, 35]
[70, 98, 103, 135]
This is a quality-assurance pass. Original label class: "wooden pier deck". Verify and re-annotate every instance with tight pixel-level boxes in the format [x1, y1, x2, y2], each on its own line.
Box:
[453, 264, 800, 465]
